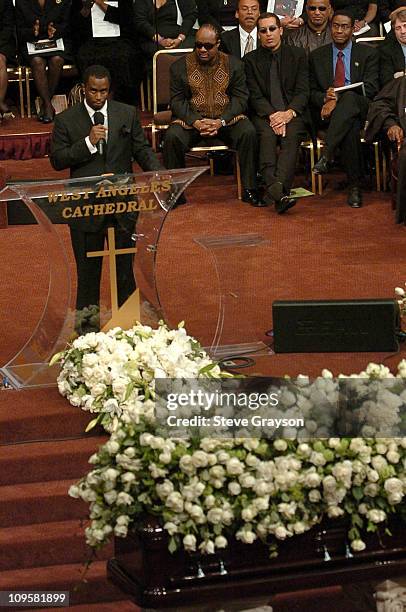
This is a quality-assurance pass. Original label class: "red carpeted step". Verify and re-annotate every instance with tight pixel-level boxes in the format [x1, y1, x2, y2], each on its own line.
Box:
[0, 560, 125, 606]
[0, 389, 94, 444]
[0, 519, 113, 571]
[0, 436, 106, 486]
[0, 479, 87, 527]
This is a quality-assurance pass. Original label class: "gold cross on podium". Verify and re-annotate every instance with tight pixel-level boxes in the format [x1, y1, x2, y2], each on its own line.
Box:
[87, 226, 140, 330]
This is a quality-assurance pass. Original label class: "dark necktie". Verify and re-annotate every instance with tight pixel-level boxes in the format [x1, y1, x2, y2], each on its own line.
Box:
[269, 53, 285, 111]
[334, 51, 345, 88]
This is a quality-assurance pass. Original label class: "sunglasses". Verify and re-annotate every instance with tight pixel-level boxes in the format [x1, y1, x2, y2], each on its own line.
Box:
[258, 25, 279, 33]
[307, 5, 328, 10]
[195, 41, 217, 50]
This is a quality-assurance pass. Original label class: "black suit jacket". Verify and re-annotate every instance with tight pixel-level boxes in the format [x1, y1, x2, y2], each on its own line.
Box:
[309, 42, 379, 109]
[50, 100, 162, 229]
[380, 38, 405, 87]
[221, 27, 241, 58]
[243, 44, 309, 117]
[169, 52, 249, 125]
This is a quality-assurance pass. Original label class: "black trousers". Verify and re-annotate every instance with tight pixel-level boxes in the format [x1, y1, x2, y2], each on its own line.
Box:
[163, 119, 258, 190]
[396, 144, 406, 224]
[70, 224, 136, 325]
[320, 90, 369, 183]
[252, 115, 306, 194]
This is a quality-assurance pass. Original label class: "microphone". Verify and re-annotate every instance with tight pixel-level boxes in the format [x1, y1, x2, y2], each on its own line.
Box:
[93, 111, 106, 156]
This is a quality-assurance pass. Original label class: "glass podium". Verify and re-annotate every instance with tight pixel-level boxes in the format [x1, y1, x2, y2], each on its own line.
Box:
[0, 168, 271, 389]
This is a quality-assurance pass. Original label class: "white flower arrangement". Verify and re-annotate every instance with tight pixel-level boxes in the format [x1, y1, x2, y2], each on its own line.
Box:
[53, 317, 406, 557]
[51, 321, 226, 432]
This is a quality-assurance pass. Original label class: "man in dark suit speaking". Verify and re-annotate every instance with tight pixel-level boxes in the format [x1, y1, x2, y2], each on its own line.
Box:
[50, 64, 162, 332]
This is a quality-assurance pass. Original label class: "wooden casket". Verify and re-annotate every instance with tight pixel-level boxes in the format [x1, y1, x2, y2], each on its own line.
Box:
[107, 516, 406, 611]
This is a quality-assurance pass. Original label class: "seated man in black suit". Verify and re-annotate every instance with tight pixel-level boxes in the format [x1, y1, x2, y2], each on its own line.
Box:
[310, 10, 379, 207]
[163, 23, 264, 206]
[380, 8, 406, 86]
[221, 0, 260, 58]
[365, 75, 406, 223]
[244, 12, 309, 213]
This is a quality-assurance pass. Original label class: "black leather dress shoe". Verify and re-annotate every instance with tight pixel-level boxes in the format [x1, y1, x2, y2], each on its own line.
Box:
[267, 180, 284, 203]
[275, 196, 297, 214]
[347, 186, 362, 208]
[312, 155, 330, 175]
[242, 188, 267, 207]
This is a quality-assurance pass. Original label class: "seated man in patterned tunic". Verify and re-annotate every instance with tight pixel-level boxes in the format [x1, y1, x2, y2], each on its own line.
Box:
[163, 23, 264, 206]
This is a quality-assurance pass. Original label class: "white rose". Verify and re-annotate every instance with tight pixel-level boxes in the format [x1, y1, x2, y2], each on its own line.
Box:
[274, 525, 289, 540]
[309, 489, 321, 502]
[226, 457, 244, 475]
[305, 472, 321, 488]
[215, 535, 228, 549]
[364, 483, 379, 497]
[199, 539, 215, 554]
[384, 477, 403, 495]
[239, 473, 256, 489]
[387, 451, 400, 464]
[293, 521, 306, 534]
[103, 468, 120, 481]
[164, 521, 178, 536]
[192, 450, 209, 468]
[351, 539, 366, 552]
[323, 475, 337, 490]
[310, 451, 327, 466]
[183, 534, 197, 551]
[207, 508, 223, 524]
[156, 480, 174, 498]
[114, 524, 128, 537]
[371, 455, 388, 473]
[105, 441, 120, 455]
[367, 509, 386, 523]
[179, 455, 196, 474]
[237, 529, 257, 544]
[241, 507, 257, 521]
[166, 492, 184, 513]
[228, 481, 242, 496]
[116, 492, 133, 505]
[274, 439, 288, 451]
[204, 494, 216, 508]
[104, 490, 118, 504]
[327, 505, 344, 518]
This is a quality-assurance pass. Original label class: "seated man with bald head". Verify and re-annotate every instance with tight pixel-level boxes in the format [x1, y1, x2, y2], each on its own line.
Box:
[285, 0, 332, 54]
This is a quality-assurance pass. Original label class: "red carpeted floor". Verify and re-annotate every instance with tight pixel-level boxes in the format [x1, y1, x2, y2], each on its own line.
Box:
[0, 143, 404, 610]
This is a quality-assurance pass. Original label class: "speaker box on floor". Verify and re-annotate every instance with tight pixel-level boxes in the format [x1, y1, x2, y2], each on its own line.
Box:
[272, 299, 400, 353]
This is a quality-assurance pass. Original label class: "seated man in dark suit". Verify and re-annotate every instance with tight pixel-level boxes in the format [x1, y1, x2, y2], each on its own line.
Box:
[310, 10, 379, 207]
[380, 8, 406, 86]
[163, 23, 264, 206]
[284, 0, 333, 55]
[365, 75, 406, 223]
[244, 12, 309, 213]
[221, 0, 260, 58]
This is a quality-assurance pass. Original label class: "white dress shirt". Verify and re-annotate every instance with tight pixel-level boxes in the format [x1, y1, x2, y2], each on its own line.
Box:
[84, 100, 108, 154]
[239, 26, 257, 57]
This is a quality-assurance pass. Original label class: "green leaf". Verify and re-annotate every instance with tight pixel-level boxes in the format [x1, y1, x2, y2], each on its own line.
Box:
[352, 487, 364, 501]
[85, 416, 101, 432]
[49, 351, 64, 367]
[168, 537, 177, 554]
[124, 382, 135, 402]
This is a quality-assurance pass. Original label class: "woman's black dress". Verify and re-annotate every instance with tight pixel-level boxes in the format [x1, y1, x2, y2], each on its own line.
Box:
[71, 0, 142, 99]
[0, 0, 16, 62]
[135, 0, 197, 59]
[15, 0, 73, 63]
